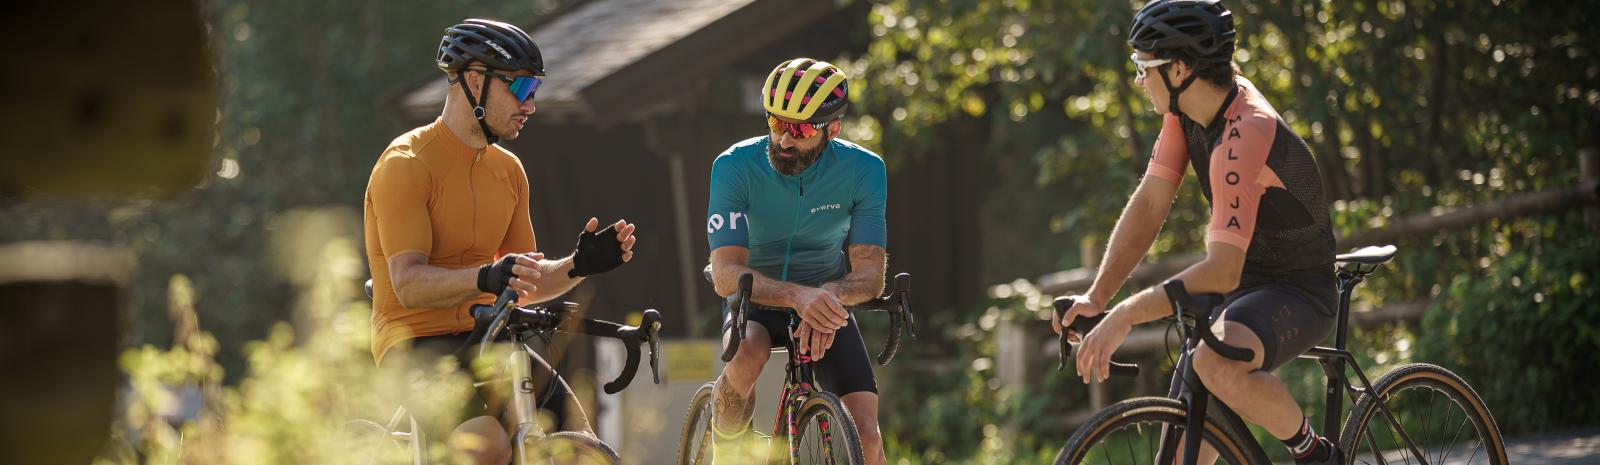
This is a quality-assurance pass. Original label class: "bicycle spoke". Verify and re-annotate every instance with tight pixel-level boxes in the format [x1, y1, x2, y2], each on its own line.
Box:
[1437, 416, 1469, 465]
[1463, 439, 1484, 465]
[1123, 428, 1137, 464]
[1362, 427, 1388, 465]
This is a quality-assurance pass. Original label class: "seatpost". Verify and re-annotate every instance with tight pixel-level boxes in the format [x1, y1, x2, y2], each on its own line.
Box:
[1333, 270, 1361, 351]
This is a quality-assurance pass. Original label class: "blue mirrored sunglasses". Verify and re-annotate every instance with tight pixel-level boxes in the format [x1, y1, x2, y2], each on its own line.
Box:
[477, 68, 543, 102]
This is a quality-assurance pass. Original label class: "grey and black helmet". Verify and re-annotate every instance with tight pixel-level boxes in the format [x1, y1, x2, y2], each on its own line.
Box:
[437, 19, 544, 75]
[1128, 0, 1235, 64]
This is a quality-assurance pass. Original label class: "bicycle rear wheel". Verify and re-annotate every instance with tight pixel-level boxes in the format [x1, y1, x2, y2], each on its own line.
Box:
[1339, 363, 1507, 465]
[523, 431, 618, 465]
[676, 382, 716, 465]
[791, 391, 864, 465]
[1054, 397, 1250, 465]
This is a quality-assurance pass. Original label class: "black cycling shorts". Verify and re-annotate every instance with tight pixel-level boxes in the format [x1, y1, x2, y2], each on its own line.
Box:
[1216, 284, 1337, 371]
[723, 302, 878, 396]
[1168, 284, 1336, 405]
[396, 306, 573, 425]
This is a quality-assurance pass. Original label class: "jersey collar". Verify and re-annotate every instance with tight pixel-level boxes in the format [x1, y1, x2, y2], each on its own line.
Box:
[1204, 83, 1241, 130]
[427, 117, 484, 157]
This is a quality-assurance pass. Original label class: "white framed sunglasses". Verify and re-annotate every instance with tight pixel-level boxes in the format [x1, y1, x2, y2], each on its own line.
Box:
[1131, 53, 1173, 80]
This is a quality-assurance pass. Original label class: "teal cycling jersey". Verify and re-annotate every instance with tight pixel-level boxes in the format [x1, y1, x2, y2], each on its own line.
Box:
[707, 136, 888, 287]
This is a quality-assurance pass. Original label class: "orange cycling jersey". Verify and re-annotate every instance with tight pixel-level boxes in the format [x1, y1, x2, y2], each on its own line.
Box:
[363, 118, 535, 364]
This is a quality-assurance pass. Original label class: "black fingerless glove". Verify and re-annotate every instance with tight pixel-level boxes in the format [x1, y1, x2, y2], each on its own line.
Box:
[569, 225, 625, 278]
[477, 255, 520, 294]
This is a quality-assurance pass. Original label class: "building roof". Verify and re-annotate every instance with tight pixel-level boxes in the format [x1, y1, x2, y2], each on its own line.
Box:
[398, 0, 769, 122]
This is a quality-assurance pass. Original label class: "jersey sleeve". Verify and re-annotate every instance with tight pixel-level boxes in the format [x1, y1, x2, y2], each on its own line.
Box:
[706, 154, 750, 250]
[498, 156, 537, 256]
[368, 154, 433, 260]
[1144, 112, 1189, 186]
[848, 156, 888, 248]
[1206, 116, 1281, 251]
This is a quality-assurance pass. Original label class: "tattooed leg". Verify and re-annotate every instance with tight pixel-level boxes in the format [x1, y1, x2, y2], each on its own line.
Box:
[714, 323, 772, 433]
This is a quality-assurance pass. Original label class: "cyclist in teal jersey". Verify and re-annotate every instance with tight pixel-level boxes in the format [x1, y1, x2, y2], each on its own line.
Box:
[704, 58, 890, 465]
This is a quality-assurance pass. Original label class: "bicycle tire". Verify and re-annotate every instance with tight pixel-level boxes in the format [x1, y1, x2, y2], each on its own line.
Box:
[523, 431, 619, 465]
[1338, 363, 1507, 465]
[676, 382, 717, 465]
[790, 391, 865, 465]
[1054, 397, 1251, 465]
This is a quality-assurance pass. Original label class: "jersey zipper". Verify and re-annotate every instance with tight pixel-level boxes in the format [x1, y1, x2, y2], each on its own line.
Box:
[462, 149, 483, 328]
[780, 174, 804, 282]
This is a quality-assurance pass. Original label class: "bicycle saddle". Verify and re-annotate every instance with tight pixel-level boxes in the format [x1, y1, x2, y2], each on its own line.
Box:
[1335, 244, 1397, 265]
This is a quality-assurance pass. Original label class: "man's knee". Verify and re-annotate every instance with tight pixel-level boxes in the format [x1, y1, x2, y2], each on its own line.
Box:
[450, 415, 511, 465]
[723, 328, 772, 383]
[1193, 342, 1254, 394]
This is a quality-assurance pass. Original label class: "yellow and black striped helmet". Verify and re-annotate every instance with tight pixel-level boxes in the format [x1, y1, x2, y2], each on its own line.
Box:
[761, 58, 849, 122]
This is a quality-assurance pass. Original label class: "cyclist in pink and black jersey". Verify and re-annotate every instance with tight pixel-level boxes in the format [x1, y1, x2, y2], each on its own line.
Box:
[1056, 1, 1342, 464]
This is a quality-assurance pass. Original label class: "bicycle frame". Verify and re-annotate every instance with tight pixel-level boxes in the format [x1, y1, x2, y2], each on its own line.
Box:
[1152, 265, 1434, 465]
[708, 271, 914, 464]
[358, 280, 659, 465]
[501, 322, 587, 462]
[768, 314, 842, 463]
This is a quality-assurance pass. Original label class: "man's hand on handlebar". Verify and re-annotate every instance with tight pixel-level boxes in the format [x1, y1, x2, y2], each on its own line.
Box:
[793, 287, 849, 331]
[1052, 295, 1105, 342]
[796, 320, 837, 360]
[1074, 308, 1134, 384]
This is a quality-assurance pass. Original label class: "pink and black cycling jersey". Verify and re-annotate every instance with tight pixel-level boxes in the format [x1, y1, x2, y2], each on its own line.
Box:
[1145, 77, 1337, 305]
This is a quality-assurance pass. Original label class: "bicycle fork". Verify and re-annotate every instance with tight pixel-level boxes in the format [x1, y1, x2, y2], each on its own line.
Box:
[1154, 363, 1213, 465]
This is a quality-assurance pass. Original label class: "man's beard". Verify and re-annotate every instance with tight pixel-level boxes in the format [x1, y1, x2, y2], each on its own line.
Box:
[766, 140, 825, 176]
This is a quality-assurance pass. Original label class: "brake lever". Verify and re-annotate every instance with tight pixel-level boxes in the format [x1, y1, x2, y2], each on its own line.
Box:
[641, 309, 663, 385]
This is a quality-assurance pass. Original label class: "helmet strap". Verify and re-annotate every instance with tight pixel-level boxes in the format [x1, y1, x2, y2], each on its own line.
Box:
[455, 71, 499, 146]
[1157, 62, 1200, 118]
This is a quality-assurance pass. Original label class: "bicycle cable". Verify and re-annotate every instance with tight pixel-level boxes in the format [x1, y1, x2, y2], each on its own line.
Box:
[534, 331, 564, 412]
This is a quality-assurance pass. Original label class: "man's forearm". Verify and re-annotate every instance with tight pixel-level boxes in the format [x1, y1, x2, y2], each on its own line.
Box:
[1108, 286, 1173, 326]
[392, 260, 483, 309]
[1111, 248, 1245, 327]
[825, 271, 883, 306]
[1086, 183, 1171, 305]
[824, 245, 889, 306]
[712, 262, 808, 309]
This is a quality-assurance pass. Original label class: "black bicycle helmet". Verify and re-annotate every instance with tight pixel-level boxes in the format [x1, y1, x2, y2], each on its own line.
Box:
[437, 19, 544, 75]
[1128, 0, 1235, 117]
[1128, 0, 1235, 64]
[435, 19, 543, 145]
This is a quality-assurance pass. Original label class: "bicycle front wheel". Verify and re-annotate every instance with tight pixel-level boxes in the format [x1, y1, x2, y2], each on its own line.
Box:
[676, 382, 716, 465]
[522, 431, 619, 465]
[1339, 363, 1507, 465]
[791, 391, 865, 465]
[1054, 397, 1251, 465]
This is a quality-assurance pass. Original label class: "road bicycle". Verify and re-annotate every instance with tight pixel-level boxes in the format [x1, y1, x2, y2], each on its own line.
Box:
[1053, 245, 1507, 465]
[351, 281, 663, 464]
[676, 272, 915, 465]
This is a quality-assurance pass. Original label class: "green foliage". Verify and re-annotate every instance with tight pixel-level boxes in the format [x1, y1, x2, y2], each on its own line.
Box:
[848, 0, 1600, 285]
[97, 239, 480, 465]
[1415, 220, 1600, 434]
[878, 298, 1093, 464]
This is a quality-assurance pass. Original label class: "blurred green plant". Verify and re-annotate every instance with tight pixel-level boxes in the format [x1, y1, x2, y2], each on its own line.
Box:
[95, 239, 477, 465]
[1415, 220, 1600, 434]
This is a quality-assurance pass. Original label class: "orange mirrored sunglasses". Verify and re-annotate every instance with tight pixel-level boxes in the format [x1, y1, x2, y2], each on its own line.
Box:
[766, 114, 831, 139]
